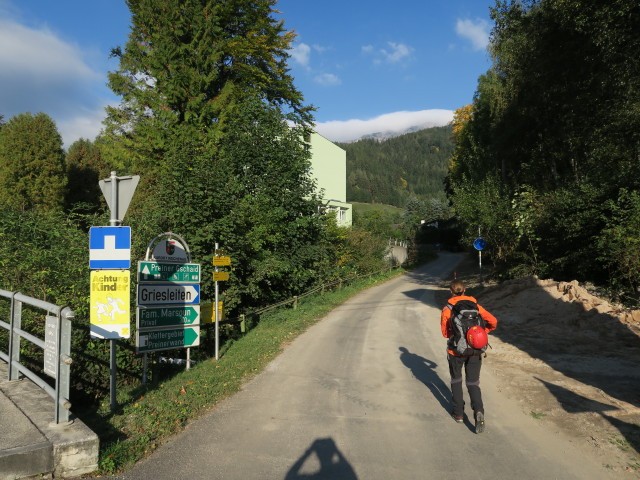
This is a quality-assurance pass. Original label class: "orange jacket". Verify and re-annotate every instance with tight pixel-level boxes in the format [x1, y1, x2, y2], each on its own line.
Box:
[441, 295, 497, 356]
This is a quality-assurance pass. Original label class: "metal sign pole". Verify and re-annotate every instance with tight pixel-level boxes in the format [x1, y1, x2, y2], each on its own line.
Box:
[109, 171, 118, 413]
[215, 242, 220, 360]
[478, 227, 483, 285]
[142, 353, 148, 384]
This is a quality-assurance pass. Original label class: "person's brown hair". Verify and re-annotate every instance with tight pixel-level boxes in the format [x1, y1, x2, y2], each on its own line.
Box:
[450, 280, 465, 295]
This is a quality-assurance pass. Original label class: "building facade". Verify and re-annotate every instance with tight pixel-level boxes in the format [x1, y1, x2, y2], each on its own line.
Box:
[308, 132, 352, 226]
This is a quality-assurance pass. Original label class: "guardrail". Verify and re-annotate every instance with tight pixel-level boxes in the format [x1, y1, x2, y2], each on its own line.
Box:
[0, 289, 74, 424]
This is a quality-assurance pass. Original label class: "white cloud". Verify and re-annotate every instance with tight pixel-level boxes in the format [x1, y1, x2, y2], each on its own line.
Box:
[312, 44, 328, 54]
[456, 18, 490, 51]
[290, 42, 311, 67]
[0, 18, 112, 147]
[315, 109, 454, 143]
[380, 42, 412, 63]
[314, 73, 341, 86]
[57, 103, 110, 148]
[363, 41, 414, 65]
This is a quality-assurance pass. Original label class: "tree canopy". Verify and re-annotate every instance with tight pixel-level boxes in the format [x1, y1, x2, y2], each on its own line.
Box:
[0, 112, 66, 212]
[448, 0, 640, 299]
[100, 0, 339, 309]
[103, 0, 313, 174]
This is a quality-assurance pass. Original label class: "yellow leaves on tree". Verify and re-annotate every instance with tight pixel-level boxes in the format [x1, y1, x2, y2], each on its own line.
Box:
[450, 104, 473, 140]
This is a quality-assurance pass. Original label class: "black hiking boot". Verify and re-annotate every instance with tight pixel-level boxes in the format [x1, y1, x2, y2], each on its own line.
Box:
[451, 412, 464, 424]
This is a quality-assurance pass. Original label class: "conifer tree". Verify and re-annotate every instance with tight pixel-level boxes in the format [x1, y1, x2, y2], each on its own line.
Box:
[0, 113, 66, 211]
[103, 0, 313, 172]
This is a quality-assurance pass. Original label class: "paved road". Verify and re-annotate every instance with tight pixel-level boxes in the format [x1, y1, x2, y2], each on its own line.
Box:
[108, 252, 617, 480]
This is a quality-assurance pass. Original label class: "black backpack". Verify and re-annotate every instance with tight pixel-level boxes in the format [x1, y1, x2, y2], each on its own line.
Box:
[448, 299, 487, 356]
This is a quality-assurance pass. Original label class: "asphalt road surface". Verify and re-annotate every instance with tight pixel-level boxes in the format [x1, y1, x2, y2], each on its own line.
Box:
[109, 252, 618, 480]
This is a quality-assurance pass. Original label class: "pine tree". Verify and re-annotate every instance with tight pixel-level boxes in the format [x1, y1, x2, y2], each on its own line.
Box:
[103, 0, 313, 172]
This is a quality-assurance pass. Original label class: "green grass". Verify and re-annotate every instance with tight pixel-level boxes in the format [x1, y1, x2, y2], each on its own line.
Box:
[530, 411, 547, 420]
[81, 267, 406, 475]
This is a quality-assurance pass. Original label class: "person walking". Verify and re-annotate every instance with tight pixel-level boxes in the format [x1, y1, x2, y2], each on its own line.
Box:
[441, 279, 497, 433]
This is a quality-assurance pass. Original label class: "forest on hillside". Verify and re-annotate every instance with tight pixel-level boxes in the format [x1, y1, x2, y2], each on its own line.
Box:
[449, 0, 640, 303]
[337, 125, 453, 208]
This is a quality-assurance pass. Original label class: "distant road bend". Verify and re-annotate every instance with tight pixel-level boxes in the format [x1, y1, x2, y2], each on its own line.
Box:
[109, 252, 617, 480]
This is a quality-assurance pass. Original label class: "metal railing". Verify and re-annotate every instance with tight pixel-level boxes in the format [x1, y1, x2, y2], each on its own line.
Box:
[0, 289, 74, 424]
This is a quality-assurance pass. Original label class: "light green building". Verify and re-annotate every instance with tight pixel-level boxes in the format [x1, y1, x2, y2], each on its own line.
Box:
[308, 132, 352, 226]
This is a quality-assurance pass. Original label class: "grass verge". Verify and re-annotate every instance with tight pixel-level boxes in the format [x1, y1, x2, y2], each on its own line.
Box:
[80, 267, 407, 475]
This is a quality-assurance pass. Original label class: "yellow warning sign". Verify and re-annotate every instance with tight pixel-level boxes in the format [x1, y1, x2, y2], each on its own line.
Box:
[90, 270, 131, 339]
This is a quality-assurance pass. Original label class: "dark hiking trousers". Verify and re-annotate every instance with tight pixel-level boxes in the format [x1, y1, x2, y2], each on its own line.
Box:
[448, 353, 483, 417]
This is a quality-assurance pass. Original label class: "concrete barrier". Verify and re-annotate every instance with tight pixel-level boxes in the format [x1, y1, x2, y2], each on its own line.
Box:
[0, 362, 99, 479]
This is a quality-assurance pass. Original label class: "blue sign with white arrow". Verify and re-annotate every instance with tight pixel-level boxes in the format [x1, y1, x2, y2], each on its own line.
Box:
[90, 226, 131, 269]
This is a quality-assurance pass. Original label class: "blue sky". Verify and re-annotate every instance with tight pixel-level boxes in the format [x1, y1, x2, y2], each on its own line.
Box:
[0, 0, 495, 147]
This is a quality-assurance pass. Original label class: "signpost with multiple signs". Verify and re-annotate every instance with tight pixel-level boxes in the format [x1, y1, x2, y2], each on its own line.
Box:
[213, 245, 232, 360]
[91, 171, 140, 413]
[136, 234, 201, 373]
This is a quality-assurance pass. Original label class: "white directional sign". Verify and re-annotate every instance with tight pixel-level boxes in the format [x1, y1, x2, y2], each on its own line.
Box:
[90, 226, 131, 269]
[137, 284, 200, 305]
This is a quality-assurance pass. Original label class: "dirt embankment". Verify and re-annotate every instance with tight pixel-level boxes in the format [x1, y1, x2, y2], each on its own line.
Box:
[444, 256, 640, 475]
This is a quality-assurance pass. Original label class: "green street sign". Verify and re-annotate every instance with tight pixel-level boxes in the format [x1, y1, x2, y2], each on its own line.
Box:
[137, 306, 200, 329]
[136, 327, 200, 353]
[138, 261, 201, 283]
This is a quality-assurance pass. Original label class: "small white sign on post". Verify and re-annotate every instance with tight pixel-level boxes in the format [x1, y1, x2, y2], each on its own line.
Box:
[44, 315, 58, 378]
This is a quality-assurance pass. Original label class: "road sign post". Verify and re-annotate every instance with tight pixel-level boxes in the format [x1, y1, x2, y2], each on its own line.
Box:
[93, 171, 139, 413]
[137, 233, 201, 379]
[213, 245, 232, 360]
[474, 233, 485, 284]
